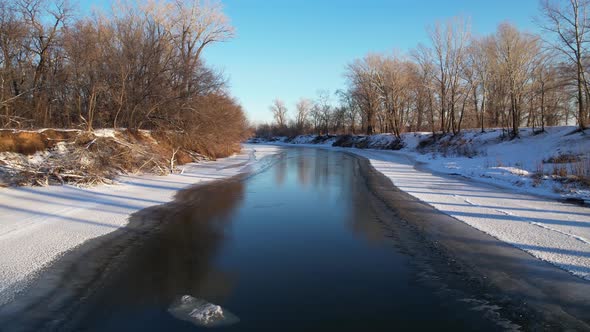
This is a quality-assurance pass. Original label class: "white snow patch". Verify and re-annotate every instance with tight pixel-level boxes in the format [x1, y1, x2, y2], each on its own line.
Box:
[92, 128, 117, 138]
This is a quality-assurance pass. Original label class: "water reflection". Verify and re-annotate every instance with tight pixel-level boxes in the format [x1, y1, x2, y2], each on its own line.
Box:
[274, 154, 287, 187]
[296, 153, 310, 187]
[347, 158, 391, 244]
[289, 149, 384, 243]
[74, 180, 248, 331]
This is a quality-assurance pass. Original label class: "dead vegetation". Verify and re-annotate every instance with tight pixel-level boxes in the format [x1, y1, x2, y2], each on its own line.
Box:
[0, 130, 79, 155]
[331, 135, 405, 150]
[0, 0, 249, 176]
[0, 129, 209, 187]
[544, 153, 581, 164]
[417, 133, 478, 158]
[533, 153, 590, 189]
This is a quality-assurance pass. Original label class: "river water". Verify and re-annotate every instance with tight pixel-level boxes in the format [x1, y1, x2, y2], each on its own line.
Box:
[6, 147, 586, 331]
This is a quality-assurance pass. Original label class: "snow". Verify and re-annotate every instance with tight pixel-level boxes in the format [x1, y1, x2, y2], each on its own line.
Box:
[92, 128, 117, 138]
[353, 149, 590, 281]
[258, 126, 590, 281]
[410, 127, 590, 201]
[0, 144, 281, 305]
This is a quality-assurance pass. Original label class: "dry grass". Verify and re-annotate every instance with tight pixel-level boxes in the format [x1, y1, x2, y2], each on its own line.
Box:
[0, 130, 78, 155]
[417, 134, 478, 158]
[570, 155, 590, 186]
[531, 154, 590, 188]
[0, 129, 214, 187]
[552, 165, 568, 177]
[544, 153, 581, 164]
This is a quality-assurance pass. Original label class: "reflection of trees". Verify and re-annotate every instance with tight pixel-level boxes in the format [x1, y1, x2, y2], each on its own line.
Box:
[274, 154, 287, 187]
[346, 158, 390, 245]
[296, 155, 310, 187]
[299, 148, 385, 244]
[69, 179, 246, 328]
[312, 149, 331, 189]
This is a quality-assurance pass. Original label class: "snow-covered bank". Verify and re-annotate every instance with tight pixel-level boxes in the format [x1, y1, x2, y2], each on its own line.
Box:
[254, 133, 590, 281]
[0, 144, 282, 305]
[254, 126, 590, 201]
[354, 149, 590, 281]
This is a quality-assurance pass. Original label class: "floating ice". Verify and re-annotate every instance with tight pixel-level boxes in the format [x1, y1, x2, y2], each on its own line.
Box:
[168, 295, 239, 327]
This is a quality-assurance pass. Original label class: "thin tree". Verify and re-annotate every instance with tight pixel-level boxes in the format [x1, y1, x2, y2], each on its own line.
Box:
[539, 0, 589, 130]
[270, 98, 288, 128]
[295, 98, 311, 132]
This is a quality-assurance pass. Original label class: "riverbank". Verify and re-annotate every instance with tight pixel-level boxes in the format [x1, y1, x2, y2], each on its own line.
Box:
[358, 153, 590, 330]
[0, 144, 282, 306]
[0, 128, 245, 187]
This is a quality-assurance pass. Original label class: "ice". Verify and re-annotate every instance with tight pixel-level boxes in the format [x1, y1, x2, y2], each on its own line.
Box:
[168, 295, 239, 327]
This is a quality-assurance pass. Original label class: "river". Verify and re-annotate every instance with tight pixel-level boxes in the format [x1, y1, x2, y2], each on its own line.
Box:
[2, 147, 590, 331]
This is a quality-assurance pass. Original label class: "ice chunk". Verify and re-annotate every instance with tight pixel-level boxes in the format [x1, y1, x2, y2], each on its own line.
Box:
[168, 295, 239, 327]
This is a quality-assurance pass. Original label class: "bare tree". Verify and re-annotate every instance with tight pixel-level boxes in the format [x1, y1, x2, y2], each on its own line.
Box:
[345, 56, 381, 134]
[539, 0, 590, 130]
[295, 98, 311, 132]
[494, 23, 541, 137]
[428, 17, 471, 134]
[0, 0, 247, 157]
[166, 0, 234, 95]
[466, 36, 496, 132]
[336, 89, 361, 134]
[315, 90, 332, 134]
[270, 98, 288, 128]
[412, 45, 438, 135]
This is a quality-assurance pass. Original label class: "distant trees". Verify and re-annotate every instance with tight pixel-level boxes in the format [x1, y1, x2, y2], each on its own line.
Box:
[258, 0, 587, 139]
[0, 0, 248, 156]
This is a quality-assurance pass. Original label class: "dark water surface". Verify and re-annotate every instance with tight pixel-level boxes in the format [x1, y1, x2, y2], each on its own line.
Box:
[7, 147, 586, 331]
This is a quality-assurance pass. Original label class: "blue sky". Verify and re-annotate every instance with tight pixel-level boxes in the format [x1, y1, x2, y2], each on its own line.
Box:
[78, 0, 541, 124]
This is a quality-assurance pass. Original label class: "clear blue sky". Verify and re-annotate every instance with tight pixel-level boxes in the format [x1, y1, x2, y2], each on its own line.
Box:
[78, 0, 542, 124]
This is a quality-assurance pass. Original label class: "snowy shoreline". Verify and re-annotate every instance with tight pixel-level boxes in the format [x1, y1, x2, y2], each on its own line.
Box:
[258, 139, 590, 282]
[0, 144, 282, 306]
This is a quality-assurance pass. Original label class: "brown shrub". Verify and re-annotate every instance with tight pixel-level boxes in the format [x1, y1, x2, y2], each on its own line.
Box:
[176, 151, 193, 165]
[545, 153, 580, 164]
[552, 165, 568, 177]
[0, 130, 82, 155]
[0, 126, 245, 187]
[42, 129, 78, 141]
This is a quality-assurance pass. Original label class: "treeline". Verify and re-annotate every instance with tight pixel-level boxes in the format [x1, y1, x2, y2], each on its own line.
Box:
[0, 0, 249, 156]
[261, 0, 589, 138]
